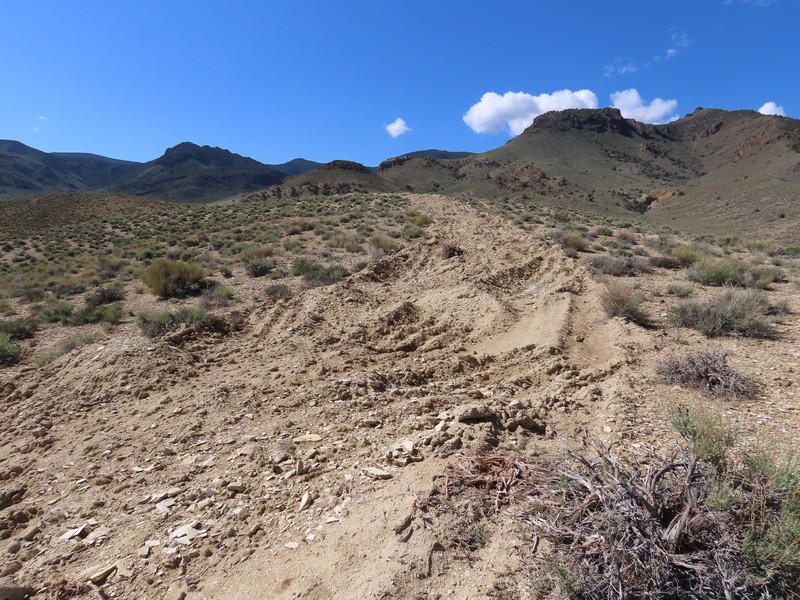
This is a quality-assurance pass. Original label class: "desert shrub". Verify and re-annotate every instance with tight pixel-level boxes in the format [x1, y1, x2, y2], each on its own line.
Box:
[739, 450, 800, 596]
[139, 259, 205, 297]
[671, 246, 703, 266]
[84, 284, 125, 309]
[265, 283, 292, 300]
[665, 283, 694, 297]
[401, 224, 422, 240]
[649, 255, 682, 269]
[558, 231, 590, 252]
[69, 303, 124, 326]
[599, 280, 652, 327]
[245, 259, 274, 278]
[595, 226, 613, 237]
[12, 286, 46, 303]
[0, 318, 38, 340]
[669, 289, 775, 338]
[200, 284, 235, 308]
[657, 349, 757, 397]
[590, 255, 651, 276]
[411, 213, 431, 227]
[689, 258, 781, 288]
[668, 288, 774, 338]
[669, 403, 736, 474]
[0, 333, 21, 365]
[368, 234, 398, 253]
[42, 299, 75, 324]
[136, 306, 206, 337]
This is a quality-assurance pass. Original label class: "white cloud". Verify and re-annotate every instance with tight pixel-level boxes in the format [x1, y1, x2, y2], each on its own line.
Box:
[463, 89, 599, 136]
[385, 117, 411, 138]
[604, 59, 639, 77]
[33, 127, 41, 134]
[37, 115, 48, 121]
[611, 89, 678, 123]
[758, 101, 785, 116]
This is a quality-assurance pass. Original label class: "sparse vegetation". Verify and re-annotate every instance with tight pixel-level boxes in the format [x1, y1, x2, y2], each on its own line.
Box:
[265, 283, 292, 300]
[35, 332, 100, 367]
[599, 280, 652, 327]
[669, 288, 775, 338]
[0, 332, 21, 364]
[139, 258, 206, 297]
[137, 306, 207, 337]
[657, 348, 757, 397]
[690, 257, 781, 288]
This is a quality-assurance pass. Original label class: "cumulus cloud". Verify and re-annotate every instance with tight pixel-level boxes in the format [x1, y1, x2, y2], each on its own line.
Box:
[611, 89, 678, 123]
[758, 101, 785, 116]
[38, 115, 48, 121]
[463, 89, 599, 136]
[385, 117, 411, 138]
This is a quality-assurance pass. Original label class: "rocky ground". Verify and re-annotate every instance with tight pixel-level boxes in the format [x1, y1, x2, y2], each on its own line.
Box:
[1, 195, 798, 599]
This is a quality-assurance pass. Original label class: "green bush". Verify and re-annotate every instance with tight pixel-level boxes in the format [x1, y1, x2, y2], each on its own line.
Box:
[689, 258, 781, 288]
[139, 259, 206, 297]
[368, 234, 399, 253]
[0, 332, 21, 365]
[136, 307, 206, 337]
[671, 246, 703, 266]
[69, 303, 124, 326]
[291, 259, 347, 286]
[265, 283, 292, 300]
[0, 318, 38, 340]
[599, 280, 652, 327]
[245, 259, 274, 278]
[42, 299, 75, 324]
[590, 255, 651, 276]
[665, 283, 694, 297]
[668, 288, 774, 338]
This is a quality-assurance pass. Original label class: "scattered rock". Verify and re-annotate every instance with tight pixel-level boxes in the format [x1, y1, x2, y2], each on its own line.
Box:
[457, 404, 494, 422]
[362, 467, 393, 480]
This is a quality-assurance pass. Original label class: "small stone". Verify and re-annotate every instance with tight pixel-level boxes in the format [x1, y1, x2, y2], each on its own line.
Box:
[362, 467, 392, 480]
[292, 433, 323, 443]
[155, 498, 176, 513]
[6, 541, 21, 554]
[227, 481, 246, 493]
[138, 545, 150, 558]
[298, 492, 312, 511]
[59, 524, 86, 542]
[456, 404, 494, 423]
[284, 542, 300, 549]
[86, 564, 117, 584]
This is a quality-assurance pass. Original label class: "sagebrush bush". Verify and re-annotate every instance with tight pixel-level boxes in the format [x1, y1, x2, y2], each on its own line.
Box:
[137, 306, 206, 337]
[671, 246, 703, 266]
[84, 284, 125, 309]
[0, 332, 21, 365]
[265, 283, 292, 300]
[657, 349, 757, 397]
[368, 234, 398, 253]
[599, 280, 652, 327]
[689, 258, 781, 288]
[0, 318, 38, 339]
[590, 255, 651, 276]
[245, 259, 274, 278]
[558, 231, 590, 252]
[139, 259, 205, 297]
[669, 288, 774, 338]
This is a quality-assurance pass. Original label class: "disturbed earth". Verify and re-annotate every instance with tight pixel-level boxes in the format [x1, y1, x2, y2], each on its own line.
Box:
[1, 195, 799, 599]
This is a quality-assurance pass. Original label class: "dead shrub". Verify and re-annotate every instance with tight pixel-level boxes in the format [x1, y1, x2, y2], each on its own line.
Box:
[600, 280, 652, 327]
[657, 348, 758, 397]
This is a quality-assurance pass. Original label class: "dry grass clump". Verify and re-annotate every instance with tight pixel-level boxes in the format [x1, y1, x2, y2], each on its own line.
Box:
[668, 288, 775, 338]
[139, 258, 206, 297]
[657, 348, 758, 397]
[600, 280, 652, 327]
[136, 306, 206, 337]
[557, 231, 590, 252]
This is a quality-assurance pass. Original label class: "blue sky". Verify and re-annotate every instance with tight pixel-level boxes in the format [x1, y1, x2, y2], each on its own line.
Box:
[1, 1, 796, 166]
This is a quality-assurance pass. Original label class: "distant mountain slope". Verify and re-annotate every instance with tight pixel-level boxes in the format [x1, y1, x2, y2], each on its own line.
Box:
[0, 141, 323, 203]
[243, 160, 402, 201]
[377, 107, 800, 242]
[107, 142, 286, 203]
[0, 140, 143, 197]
